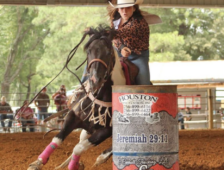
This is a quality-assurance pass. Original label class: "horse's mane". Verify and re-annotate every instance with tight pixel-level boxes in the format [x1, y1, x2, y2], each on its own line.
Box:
[84, 25, 116, 50]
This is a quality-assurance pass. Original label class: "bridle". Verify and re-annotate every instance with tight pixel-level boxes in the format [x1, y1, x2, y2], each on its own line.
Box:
[86, 37, 115, 85]
[78, 36, 115, 117]
[87, 58, 108, 71]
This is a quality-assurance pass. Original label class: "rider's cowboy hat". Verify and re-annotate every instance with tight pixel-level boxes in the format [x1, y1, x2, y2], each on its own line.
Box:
[109, 0, 143, 8]
[108, 0, 162, 25]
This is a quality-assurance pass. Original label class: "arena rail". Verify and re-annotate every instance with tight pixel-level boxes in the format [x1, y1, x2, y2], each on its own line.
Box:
[0, 113, 63, 133]
[1, 88, 224, 131]
[180, 120, 223, 129]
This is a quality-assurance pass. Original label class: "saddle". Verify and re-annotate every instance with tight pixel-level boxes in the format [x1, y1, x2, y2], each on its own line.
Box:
[120, 57, 139, 85]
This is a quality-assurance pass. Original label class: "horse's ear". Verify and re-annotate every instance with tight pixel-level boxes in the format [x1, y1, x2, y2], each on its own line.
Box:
[84, 27, 90, 33]
[84, 27, 93, 37]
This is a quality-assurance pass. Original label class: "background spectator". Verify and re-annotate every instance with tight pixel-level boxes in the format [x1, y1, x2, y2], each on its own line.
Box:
[0, 96, 13, 132]
[34, 87, 50, 124]
[16, 100, 35, 132]
[52, 85, 67, 128]
[178, 108, 185, 130]
[185, 107, 192, 121]
[217, 110, 223, 116]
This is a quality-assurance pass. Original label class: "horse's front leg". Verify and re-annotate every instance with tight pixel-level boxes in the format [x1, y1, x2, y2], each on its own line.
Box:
[79, 129, 91, 143]
[68, 127, 112, 170]
[56, 127, 112, 170]
[27, 110, 77, 170]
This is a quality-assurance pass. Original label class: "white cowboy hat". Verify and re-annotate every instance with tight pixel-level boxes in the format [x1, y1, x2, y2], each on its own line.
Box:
[109, 0, 143, 8]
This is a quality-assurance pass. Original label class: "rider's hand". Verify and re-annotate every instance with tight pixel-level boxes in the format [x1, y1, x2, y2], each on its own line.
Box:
[121, 47, 131, 58]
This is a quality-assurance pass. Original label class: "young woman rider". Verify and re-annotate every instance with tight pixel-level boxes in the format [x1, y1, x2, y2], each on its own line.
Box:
[107, 0, 162, 85]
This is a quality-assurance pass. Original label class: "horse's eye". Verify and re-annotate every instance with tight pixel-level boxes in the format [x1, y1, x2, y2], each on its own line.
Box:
[87, 49, 91, 54]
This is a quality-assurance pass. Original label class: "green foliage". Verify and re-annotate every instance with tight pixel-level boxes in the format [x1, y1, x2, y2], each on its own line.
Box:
[0, 6, 48, 102]
[32, 7, 108, 92]
[142, 8, 224, 61]
[1, 6, 224, 104]
[150, 32, 191, 61]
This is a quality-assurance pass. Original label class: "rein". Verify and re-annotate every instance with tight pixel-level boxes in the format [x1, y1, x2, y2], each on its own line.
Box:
[44, 35, 115, 121]
[15, 33, 89, 118]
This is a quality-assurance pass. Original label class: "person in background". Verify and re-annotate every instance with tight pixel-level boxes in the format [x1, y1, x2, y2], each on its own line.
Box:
[185, 107, 192, 121]
[52, 85, 67, 128]
[217, 110, 223, 117]
[16, 100, 35, 132]
[107, 0, 162, 85]
[0, 96, 13, 132]
[34, 87, 50, 124]
[52, 85, 66, 99]
[177, 108, 185, 130]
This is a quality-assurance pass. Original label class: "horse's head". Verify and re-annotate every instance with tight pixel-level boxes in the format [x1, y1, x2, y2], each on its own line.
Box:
[84, 25, 116, 93]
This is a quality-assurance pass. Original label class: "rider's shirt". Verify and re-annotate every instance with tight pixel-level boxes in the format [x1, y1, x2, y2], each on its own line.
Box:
[112, 16, 149, 55]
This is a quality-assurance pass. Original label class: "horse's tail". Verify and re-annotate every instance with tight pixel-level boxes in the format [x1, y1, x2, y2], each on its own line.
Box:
[55, 154, 72, 169]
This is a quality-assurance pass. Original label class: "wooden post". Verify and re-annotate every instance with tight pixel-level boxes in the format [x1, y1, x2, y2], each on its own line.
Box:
[207, 89, 213, 129]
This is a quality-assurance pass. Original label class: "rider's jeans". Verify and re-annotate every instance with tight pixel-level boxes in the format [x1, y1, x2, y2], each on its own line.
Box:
[116, 49, 151, 85]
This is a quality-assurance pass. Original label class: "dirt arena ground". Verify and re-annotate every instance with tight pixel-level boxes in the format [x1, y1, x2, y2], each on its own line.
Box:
[1, 130, 224, 170]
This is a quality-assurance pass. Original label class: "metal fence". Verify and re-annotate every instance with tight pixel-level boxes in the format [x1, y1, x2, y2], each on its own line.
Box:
[0, 88, 224, 133]
[177, 88, 224, 129]
[0, 91, 64, 133]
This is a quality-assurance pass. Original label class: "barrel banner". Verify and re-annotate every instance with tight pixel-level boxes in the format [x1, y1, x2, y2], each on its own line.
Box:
[112, 93, 178, 118]
[112, 92, 179, 170]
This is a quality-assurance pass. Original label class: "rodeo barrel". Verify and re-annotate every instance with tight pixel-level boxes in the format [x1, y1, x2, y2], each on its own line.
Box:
[112, 85, 179, 170]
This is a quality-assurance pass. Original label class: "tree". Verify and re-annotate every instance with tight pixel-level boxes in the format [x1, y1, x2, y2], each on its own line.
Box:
[32, 7, 108, 92]
[150, 32, 191, 61]
[1, 6, 224, 105]
[142, 8, 224, 61]
[0, 6, 49, 101]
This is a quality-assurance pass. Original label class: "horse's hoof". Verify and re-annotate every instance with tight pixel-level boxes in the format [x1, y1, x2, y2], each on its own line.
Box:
[94, 152, 111, 167]
[78, 162, 85, 170]
[27, 159, 43, 170]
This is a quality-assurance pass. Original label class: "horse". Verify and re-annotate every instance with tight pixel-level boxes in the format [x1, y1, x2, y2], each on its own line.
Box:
[27, 25, 126, 170]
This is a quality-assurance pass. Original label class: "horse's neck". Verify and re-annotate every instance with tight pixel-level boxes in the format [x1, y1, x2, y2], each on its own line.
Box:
[93, 77, 113, 103]
[111, 49, 126, 85]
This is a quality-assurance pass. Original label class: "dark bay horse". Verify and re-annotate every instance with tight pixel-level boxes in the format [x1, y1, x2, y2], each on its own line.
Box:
[28, 25, 125, 170]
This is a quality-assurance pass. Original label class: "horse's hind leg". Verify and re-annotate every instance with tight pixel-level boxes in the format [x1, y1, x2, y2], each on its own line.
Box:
[28, 110, 77, 170]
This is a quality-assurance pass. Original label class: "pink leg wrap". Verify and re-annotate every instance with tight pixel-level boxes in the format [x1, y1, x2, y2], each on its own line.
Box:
[68, 155, 80, 170]
[38, 142, 58, 164]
